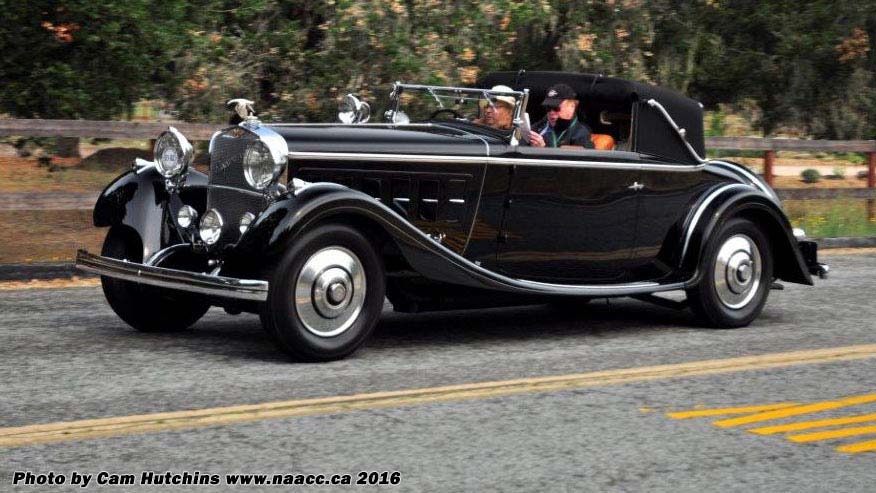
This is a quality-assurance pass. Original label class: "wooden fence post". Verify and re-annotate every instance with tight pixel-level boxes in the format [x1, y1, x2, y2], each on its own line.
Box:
[868, 151, 875, 189]
[763, 150, 775, 187]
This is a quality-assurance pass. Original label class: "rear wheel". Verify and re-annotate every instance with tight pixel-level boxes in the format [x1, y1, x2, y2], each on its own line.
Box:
[100, 228, 210, 332]
[686, 218, 773, 328]
[263, 223, 385, 361]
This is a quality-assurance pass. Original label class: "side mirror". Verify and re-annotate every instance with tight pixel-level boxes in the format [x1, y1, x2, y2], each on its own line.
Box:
[338, 94, 371, 124]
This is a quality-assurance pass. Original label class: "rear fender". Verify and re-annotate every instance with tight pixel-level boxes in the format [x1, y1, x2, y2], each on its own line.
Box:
[682, 186, 812, 286]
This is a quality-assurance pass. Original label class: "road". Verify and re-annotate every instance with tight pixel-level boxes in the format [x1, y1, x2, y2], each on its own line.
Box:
[0, 251, 874, 492]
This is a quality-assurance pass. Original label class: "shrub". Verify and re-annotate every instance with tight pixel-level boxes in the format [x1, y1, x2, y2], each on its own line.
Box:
[801, 168, 822, 183]
[832, 166, 846, 179]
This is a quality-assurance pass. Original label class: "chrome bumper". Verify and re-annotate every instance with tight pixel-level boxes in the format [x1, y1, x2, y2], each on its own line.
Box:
[75, 250, 269, 302]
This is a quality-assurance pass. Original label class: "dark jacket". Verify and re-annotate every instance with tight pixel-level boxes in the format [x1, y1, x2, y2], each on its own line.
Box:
[534, 116, 593, 148]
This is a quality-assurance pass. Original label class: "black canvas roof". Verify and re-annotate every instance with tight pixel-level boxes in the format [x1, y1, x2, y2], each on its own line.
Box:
[478, 71, 705, 159]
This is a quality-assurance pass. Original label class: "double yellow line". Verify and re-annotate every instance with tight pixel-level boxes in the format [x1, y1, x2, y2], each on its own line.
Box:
[3, 343, 875, 449]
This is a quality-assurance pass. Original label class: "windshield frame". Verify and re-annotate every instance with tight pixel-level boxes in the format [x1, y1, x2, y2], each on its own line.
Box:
[386, 82, 530, 141]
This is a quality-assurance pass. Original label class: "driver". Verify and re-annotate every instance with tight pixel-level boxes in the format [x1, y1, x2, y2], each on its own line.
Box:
[475, 85, 516, 130]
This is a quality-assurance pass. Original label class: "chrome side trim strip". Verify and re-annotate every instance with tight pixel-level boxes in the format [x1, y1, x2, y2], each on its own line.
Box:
[709, 160, 777, 200]
[288, 151, 705, 172]
[75, 250, 268, 302]
[680, 183, 753, 261]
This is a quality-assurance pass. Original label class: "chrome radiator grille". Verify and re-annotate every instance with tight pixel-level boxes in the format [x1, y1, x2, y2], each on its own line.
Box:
[206, 128, 266, 248]
[209, 128, 255, 189]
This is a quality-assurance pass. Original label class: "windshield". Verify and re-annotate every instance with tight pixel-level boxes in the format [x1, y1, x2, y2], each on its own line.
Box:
[384, 83, 528, 135]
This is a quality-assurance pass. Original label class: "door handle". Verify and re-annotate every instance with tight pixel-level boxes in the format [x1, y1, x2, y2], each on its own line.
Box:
[628, 181, 644, 191]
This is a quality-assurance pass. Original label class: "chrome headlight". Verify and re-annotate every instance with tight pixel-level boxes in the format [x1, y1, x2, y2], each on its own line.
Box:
[243, 140, 287, 190]
[154, 127, 193, 178]
[199, 209, 223, 245]
[239, 212, 255, 235]
[177, 205, 198, 229]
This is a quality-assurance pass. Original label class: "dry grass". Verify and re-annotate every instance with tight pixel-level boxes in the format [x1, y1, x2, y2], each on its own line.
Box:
[772, 176, 868, 189]
[0, 277, 101, 290]
[0, 209, 104, 263]
[0, 156, 121, 193]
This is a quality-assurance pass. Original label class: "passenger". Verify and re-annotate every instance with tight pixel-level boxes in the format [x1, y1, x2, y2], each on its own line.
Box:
[529, 84, 593, 149]
[475, 85, 516, 130]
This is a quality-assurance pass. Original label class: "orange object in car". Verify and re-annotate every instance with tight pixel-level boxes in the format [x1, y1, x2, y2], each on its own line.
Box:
[591, 133, 615, 150]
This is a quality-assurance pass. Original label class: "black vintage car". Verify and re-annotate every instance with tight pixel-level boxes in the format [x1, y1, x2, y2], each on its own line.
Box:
[76, 71, 827, 361]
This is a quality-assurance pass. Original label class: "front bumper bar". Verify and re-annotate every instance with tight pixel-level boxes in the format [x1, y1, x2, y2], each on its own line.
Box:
[75, 250, 269, 302]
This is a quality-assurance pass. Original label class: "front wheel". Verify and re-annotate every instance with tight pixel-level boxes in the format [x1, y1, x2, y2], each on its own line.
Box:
[100, 228, 210, 332]
[263, 223, 385, 361]
[686, 217, 773, 328]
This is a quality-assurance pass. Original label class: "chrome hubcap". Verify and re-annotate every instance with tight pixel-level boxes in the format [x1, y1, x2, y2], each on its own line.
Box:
[714, 234, 761, 309]
[295, 247, 366, 337]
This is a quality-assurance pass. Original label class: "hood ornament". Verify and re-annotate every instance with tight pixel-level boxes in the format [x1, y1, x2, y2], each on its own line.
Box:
[226, 98, 257, 126]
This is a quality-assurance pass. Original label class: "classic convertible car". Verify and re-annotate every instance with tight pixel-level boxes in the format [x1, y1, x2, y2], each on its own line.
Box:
[76, 71, 827, 361]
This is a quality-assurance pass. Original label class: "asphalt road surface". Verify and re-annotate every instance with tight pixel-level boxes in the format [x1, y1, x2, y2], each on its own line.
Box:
[1, 251, 875, 492]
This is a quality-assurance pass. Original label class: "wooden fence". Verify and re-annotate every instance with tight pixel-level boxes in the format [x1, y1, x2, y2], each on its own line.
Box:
[2, 119, 876, 188]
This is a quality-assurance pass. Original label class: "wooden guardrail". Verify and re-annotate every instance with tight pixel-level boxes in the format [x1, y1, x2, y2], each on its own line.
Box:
[0, 119, 220, 141]
[2, 119, 875, 187]
[707, 137, 876, 188]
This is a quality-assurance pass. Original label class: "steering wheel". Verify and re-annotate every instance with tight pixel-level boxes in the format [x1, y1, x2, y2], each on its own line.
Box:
[429, 108, 464, 120]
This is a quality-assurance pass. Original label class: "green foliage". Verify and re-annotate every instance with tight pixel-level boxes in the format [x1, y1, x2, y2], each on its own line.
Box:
[832, 166, 847, 179]
[2, 0, 875, 136]
[705, 110, 727, 137]
[0, 0, 193, 119]
[801, 168, 822, 183]
[843, 153, 866, 166]
[786, 199, 876, 238]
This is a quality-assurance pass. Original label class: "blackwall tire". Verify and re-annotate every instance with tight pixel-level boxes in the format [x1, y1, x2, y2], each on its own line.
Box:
[100, 228, 210, 332]
[686, 217, 773, 328]
[264, 223, 385, 362]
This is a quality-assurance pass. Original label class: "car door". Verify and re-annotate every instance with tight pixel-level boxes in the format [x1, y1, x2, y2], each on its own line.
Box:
[629, 164, 724, 280]
[492, 147, 642, 283]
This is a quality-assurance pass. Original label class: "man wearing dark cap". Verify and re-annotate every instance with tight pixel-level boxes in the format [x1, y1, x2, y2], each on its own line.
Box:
[529, 83, 593, 149]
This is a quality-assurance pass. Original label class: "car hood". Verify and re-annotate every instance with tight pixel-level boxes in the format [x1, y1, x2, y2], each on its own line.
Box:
[267, 124, 497, 156]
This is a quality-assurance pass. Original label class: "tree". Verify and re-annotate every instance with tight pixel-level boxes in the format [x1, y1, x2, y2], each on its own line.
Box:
[0, 1, 193, 155]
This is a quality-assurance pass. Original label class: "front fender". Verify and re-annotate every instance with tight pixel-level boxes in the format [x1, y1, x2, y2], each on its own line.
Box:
[92, 167, 207, 260]
[236, 183, 518, 289]
[236, 182, 422, 258]
[683, 185, 812, 286]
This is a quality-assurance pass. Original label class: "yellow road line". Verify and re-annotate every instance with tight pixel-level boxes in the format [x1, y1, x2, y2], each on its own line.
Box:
[713, 394, 876, 428]
[2, 344, 876, 449]
[788, 425, 876, 443]
[667, 403, 798, 419]
[749, 414, 876, 435]
[836, 440, 876, 454]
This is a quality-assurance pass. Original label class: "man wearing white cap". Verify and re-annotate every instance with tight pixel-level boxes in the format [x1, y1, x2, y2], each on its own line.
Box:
[476, 85, 516, 130]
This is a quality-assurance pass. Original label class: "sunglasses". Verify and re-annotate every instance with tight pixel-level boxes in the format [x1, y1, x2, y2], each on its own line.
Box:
[544, 105, 560, 112]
